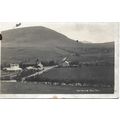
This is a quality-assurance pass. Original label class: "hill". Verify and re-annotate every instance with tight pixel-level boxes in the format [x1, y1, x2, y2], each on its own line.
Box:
[1, 26, 114, 64]
[1, 26, 78, 47]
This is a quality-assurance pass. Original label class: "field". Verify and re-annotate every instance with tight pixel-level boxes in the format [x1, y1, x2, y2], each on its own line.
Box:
[1, 82, 113, 94]
[1, 65, 114, 94]
[31, 65, 114, 86]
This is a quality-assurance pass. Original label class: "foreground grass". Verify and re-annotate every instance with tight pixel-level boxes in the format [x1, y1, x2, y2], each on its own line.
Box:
[32, 65, 114, 86]
[1, 65, 114, 94]
[1, 82, 114, 94]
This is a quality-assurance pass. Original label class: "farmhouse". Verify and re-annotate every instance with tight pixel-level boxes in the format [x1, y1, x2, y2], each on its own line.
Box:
[37, 62, 44, 70]
[21, 59, 44, 70]
[3, 64, 22, 71]
[25, 62, 44, 70]
[26, 66, 34, 70]
[61, 61, 70, 67]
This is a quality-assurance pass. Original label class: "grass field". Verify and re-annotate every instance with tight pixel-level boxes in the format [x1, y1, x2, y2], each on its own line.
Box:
[1, 82, 114, 94]
[1, 65, 114, 94]
[34, 65, 114, 86]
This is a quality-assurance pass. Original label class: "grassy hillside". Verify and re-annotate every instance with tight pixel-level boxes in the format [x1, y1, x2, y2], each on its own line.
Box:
[1, 26, 114, 65]
[1, 26, 77, 47]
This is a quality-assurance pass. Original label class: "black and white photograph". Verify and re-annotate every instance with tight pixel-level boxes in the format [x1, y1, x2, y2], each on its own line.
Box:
[0, 22, 119, 98]
[1, 1, 120, 120]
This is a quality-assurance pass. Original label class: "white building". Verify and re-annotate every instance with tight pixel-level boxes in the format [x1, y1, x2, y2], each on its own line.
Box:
[26, 66, 34, 70]
[37, 62, 44, 70]
[26, 62, 44, 71]
[61, 61, 70, 67]
[3, 64, 22, 71]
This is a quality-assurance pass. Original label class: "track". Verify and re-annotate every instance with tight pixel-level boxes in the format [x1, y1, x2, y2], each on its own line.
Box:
[21, 65, 58, 82]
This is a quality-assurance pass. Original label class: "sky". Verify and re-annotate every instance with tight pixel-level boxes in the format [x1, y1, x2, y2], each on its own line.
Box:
[0, 22, 116, 43]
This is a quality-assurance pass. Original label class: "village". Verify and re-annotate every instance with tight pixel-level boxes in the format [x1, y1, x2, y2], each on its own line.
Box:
[1, 56, 113, 90]
[1, 57, 71, 82]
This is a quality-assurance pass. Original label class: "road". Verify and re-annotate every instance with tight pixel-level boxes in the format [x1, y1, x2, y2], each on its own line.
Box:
[1, 70, 19, 80]
[21, 65, 58, 82]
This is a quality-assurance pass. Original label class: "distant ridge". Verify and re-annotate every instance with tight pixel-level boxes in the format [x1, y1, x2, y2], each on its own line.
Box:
[81, 40, 92, 43]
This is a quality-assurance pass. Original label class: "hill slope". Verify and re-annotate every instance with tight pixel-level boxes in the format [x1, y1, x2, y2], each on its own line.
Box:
[1, 26, 114, 64]
[2, 26, 78, 47]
